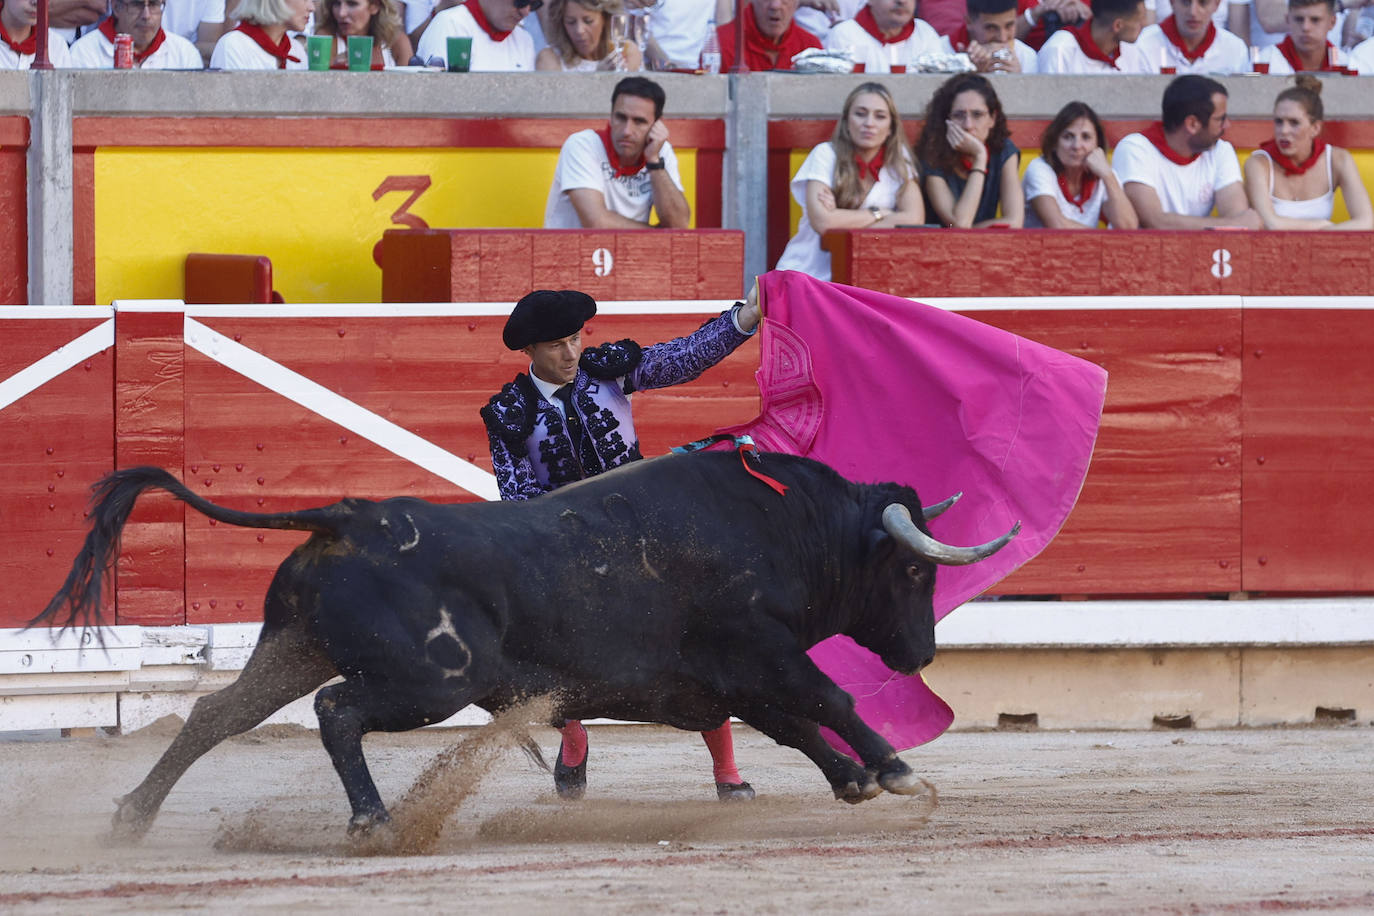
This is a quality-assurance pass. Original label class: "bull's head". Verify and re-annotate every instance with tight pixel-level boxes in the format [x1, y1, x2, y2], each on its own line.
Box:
[854, 501, 1019, 676]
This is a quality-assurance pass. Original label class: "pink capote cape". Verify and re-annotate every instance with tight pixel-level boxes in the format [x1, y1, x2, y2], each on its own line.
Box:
[716, 271, 1107, 755]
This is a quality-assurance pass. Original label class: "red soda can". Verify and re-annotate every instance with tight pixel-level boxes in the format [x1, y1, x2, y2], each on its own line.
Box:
[114, 33, 134, 69]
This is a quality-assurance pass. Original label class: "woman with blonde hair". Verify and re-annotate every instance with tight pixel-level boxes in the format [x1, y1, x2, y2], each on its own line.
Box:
[313, 0, 413, 68]
[211, 0, 315, 69]
[1243, 75, 1373, 231]
[536, 0, 641, 71]
[775, 82, 925, 281]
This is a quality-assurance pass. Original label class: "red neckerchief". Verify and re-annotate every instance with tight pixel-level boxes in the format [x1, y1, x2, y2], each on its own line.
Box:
[855, 148, 885, 182]
[597, 124, 644, 178]
[722, 2, 821, 71]
[1070, 19, 1119, 68]
[1260, 137, 1328, 176]
[0, 3, 36, 55]
[1143, 121, 1201, 165]
[99, 17, 167, 64]
[1058, 172, 1098, 211]
[948, 23, 970, 52]
[233, 22, 299, 67]
[1159, 15, 1215, 62]
[1275, 35, 1338, 72]
[854, 4, 915, 44]
[465, 0, 512, 41]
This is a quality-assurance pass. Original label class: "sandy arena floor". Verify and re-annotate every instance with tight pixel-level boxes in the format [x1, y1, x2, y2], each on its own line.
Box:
[1, 720, 1372, 914]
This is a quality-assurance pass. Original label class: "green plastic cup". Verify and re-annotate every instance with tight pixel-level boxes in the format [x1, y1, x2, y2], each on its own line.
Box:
[347, 35, 374, 71]
[447, 35, 472, 72]
[306, 34, 332, 71]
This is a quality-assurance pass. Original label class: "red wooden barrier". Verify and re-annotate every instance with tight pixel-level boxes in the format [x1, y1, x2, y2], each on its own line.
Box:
[380, 229, 746, 303]
[0, 313, 113, 628]
[821, 229, 1374, 297]
[0, 117, 29, 305]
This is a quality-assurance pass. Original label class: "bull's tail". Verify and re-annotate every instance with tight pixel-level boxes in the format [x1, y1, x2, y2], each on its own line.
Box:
[29, 466, 344, 635]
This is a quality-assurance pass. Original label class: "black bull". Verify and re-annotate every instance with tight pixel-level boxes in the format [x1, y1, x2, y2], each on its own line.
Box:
[34, 451, 1017, 838]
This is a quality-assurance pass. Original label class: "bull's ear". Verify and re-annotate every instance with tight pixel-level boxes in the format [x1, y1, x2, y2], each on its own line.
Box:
[865, 528, 892, 556]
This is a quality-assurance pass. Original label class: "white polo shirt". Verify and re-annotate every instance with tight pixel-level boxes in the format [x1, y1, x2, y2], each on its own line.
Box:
[0, 30, 72, 69]
[939, 29, 1039, 72]
[209, 28, 307, 69]
[1022, 156, 1108, 228]
[544, 128, 685, 229]
[823, 16, 943, 72]
[1112, 130, 1242, 218]
[1133, 19, 1250, 74]
[161, 0, 224, 45]
[1036, 25, 1154, 73]
[69, 27, 205, 68]
[415, 3, 535, 71]
[648, 0, 714, 68]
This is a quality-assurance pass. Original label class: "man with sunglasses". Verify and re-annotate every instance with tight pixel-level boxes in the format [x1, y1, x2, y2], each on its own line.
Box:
[414, 0, 539, 69]
[69, 0, 205, 67]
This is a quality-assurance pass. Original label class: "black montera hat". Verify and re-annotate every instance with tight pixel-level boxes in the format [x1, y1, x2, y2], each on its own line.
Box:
[502, 289, 598, 350]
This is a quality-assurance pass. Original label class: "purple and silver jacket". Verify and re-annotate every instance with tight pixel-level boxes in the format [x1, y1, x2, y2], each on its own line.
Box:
[481, 308, 751, 501]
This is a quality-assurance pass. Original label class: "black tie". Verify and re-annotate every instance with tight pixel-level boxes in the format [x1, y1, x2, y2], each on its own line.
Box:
[554, 383, 585, 451]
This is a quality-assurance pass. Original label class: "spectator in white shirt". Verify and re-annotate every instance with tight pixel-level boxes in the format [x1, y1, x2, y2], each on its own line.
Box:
[941, 0, 1039, 72]
[824, 0, 941, 72]
[1037, 0, 1154, 71]
[0, 0, 73, 68]
[1256, 0, 1349, 71]
[69, 0, 206, 67]
[1113, 74, 1261, 228]
[210, 0, 315, 68]
[162, 0, 228, 64]
[415, 0, 538, 69]
[1135, 0, 1250, 72]
[1023, 101, 1138, 229]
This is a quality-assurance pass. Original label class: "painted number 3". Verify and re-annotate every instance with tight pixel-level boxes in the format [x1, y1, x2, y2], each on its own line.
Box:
[371, 176, 432, 268]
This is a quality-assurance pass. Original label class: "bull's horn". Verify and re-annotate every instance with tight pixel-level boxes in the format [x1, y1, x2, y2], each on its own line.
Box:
[882, 504, 1020, 566]
[922, 492, 961, 520]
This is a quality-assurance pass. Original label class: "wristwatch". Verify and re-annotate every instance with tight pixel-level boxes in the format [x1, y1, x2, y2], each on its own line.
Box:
[869, 206, 883, 222]
[646, 159, 667, 171]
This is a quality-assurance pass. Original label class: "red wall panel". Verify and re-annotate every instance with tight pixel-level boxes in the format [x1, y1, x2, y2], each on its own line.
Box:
[0, 318, 113, 627]
[0, 134, 28, 305]
[1241, 309, 1374, 592]
[975, 309, 1243, 595]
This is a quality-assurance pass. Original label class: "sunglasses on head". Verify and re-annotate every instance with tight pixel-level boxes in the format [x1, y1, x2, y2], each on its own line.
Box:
[514, 0, 543, 9]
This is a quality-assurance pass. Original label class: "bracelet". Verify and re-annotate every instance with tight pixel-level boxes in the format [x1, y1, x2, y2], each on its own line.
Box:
[970, 168, 988, 176]
[1024, 7, 1038, 25]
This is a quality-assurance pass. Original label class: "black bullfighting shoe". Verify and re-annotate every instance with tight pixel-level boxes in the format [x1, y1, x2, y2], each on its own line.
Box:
[716, 781, 755, 801]
[554, 741, 587, 800]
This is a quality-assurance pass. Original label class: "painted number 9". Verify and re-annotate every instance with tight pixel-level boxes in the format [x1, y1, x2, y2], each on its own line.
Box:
[592, 247, 614, 278]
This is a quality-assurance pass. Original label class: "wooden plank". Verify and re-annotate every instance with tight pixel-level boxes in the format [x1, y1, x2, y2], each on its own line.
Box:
[0, 147, 25, 305]
[1241, 309, 1374, 592]
[974, 308, 1243, 596]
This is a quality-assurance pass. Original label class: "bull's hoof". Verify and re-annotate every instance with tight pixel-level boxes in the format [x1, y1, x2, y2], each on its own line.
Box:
[346, 809, 392, 837]
[110, 793, 154, 843]
[878, 766, 927, 796]
[716, 781, 755, 802]
[833, 776, 883, 805]
[554, 741, 587, 801]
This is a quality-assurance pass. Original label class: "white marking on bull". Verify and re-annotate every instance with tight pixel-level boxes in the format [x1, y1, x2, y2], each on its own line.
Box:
[397, 513, 421, 553]
[425, 605, 471, 679]
[638, 537, 662, 581]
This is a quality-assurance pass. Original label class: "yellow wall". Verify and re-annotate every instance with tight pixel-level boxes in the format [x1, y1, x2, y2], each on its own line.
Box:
[94, 146, 697, 304]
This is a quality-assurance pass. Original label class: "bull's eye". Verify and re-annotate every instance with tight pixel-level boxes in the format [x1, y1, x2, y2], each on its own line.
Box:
[906, 565, 924, 581]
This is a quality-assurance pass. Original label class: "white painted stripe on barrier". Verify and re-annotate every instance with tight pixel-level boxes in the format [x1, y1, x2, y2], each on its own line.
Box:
[916, 296, 1244, 312]
[127, 301, 742, 318]
[938, 598, 1374, 648]
[0, 319, 115, 412]
[0, 306, 113, 319]
[183, 317, 501, 501]
[1241, 297, 1374, 309]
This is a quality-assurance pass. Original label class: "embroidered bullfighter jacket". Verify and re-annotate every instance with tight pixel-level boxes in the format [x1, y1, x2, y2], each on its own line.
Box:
[481, 307, 753, 501]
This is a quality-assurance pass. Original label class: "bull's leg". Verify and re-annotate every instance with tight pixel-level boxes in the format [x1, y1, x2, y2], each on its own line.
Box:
[732, 702, 880, 804]
[730, 650, 924, 799]
[314, 678, 466, 834]
[113, 628, 336, 841]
